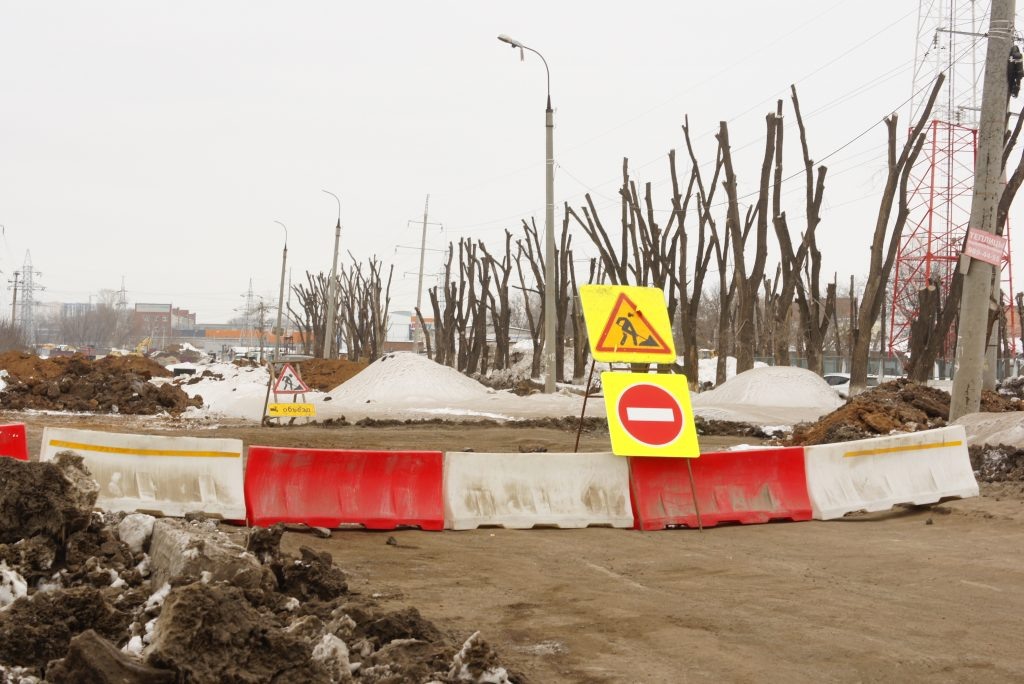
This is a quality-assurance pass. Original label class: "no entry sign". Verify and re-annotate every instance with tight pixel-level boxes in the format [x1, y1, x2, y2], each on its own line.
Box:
[601, 372, 699, 458]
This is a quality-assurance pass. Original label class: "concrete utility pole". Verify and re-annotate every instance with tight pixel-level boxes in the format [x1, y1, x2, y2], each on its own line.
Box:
[322, 190, 342, 359]
[949, 0, 1015, 420]
[272, 221, 288, 363]
[8, 271, 18, 323]
[415, 194, 430, 353]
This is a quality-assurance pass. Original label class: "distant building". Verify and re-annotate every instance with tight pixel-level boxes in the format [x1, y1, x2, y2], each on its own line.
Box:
[131, 303, 196, 348]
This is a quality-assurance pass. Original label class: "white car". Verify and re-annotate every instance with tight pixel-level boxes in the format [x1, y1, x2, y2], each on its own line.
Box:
[823, 373, 880, 398]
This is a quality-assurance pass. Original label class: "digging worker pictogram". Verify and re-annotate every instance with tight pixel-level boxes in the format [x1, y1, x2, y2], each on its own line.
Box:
[616, 313, 640, 346]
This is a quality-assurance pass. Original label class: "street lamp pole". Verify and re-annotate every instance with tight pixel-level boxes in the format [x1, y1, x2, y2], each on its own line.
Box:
[272, 221, 288, 363]
[498, 33, 556, 393]
[322, 190, 342, 359]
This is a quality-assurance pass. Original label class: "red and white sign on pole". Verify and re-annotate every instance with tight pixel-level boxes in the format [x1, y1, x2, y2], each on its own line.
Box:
[963, 228, 1007, 267]
[601, 372, 699, 458]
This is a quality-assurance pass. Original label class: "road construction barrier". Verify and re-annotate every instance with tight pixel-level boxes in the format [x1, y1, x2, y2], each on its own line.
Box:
[628, 447, 812, 529]
[443, 451, 634, 529]
[803, 425, 979, 520]
[245, 447, 445, 530]
[39, 427, 245, 519]
[0, 423, 28, 461]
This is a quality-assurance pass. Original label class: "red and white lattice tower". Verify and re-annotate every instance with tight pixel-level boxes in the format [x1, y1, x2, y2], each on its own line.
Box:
[890, 0, 1016, 354]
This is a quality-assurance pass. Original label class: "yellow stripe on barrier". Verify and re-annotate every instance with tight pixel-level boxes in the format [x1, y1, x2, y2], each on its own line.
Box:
[48, 439, 240, 459]
[843, 440, 962, 459]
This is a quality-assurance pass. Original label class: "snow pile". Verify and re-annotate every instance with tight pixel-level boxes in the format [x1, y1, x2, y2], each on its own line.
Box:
[696, 356, 768, 386]
[692, 366, 844, 425]
[329, 353, 494, 405]
[954, 412, 1024, 448]
[176, 362, 282, 421]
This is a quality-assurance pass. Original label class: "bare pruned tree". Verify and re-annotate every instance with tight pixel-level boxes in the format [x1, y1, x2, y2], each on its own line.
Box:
[850, 73, 944, 392]
[717, 111, 778, 373]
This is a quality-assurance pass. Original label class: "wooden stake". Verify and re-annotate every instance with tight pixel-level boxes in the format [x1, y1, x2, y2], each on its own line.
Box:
[573, 359, 597, 453]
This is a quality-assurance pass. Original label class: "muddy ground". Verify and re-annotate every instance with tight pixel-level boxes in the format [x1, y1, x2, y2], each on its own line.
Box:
[4, 411, 1024, 682]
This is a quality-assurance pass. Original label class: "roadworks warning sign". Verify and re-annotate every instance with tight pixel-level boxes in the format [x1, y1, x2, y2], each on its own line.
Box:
[580, 285, 676, 363]
[273, 363, 311, 394]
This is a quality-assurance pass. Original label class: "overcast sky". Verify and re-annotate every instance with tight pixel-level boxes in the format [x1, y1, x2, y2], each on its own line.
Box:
[1, 1, 1017, 325]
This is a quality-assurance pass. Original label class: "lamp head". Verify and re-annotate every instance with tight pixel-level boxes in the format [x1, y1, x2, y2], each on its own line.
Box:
[497, 34, 523, 48]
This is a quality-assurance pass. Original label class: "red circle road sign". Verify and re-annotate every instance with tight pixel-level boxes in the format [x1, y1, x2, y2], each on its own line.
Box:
[615, 383, 685, 447]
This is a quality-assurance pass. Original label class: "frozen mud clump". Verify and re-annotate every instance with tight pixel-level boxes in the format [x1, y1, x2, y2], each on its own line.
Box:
[145, 582, 330, 682]
[279, 546, 348, 601]
[0, 451, 98, 544]
[0, 586, 129, 669]
[45, 629, 175, 684]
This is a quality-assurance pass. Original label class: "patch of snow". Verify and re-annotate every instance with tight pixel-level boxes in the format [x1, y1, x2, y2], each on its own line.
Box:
[410, 407, 518, 421]
[692, 366, 843, 426]
[330, 352, 494, 403]
[696, 356, 768, 386]
[144, 582, 171, 613]
[122, 635, 144, 657]
[953, 412, 1024, 448]
[0, 562, 28, 610]
[118, 513, 156, 555]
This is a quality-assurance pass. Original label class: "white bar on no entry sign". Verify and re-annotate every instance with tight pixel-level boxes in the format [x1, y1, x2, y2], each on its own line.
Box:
[625, 407, 675, 422]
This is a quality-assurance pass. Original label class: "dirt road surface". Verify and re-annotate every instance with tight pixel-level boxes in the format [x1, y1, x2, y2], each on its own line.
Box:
[10, 412, 1024, 683]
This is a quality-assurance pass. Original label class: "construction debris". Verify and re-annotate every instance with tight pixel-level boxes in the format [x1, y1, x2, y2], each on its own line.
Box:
[0, 456, 520, 683]
[789, 378, 1021, 446]
[0, 352, 200, 415]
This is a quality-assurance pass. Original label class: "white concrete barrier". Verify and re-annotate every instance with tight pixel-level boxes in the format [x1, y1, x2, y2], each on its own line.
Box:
[443, 451, 634, 530]
[40, 427, 245, 519]
[804, 425, 979, 520]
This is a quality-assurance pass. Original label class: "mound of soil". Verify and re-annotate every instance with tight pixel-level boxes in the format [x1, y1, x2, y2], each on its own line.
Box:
[0, 457, 522, 683]
[970, 443, 1024, 482]
[789, 378, 1021, 446]
[295, 358, 369, 392]
[0, 353, 197, 416]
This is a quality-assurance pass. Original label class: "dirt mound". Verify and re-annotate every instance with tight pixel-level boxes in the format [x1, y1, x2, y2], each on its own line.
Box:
[970, 443, 1024, 482]
[789, 379, 1021, 446]
[0, 353, 198, 415]
[0, 458, 522, 683]
[295, 358, 369, 392]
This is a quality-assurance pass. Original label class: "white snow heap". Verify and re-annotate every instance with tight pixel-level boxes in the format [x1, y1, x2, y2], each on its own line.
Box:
[690, 365, 845, 426]
[0, 561, 28, 610]
[694, 366, 844, 409]
[953, 411, 1024, 448]
[328, 352, 494, 404]
[448, 631, 510, 683]
[118, 513, 157, 555]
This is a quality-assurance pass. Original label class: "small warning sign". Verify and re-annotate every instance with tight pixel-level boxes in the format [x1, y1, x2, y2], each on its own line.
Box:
[580, 285, 676, 363]
[273, 363, 310, 394]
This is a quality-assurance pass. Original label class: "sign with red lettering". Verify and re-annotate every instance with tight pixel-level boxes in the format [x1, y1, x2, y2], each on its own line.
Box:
[963, 228, 1007, 267]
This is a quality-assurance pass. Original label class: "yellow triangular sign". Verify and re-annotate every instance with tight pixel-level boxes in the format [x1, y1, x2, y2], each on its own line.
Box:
[594, 292, 673, 357]
[273, 363, 310, 394]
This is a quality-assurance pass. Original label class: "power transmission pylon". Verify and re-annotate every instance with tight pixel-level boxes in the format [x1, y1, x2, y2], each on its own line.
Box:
[16, 252, 44, 346]
[890, 0, 1017, 358]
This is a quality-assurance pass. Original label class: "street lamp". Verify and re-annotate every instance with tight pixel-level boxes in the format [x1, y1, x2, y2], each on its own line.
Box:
[272, 221, 288, 363]
[322, 189, 342, 359]
[498, 33, 556, 393]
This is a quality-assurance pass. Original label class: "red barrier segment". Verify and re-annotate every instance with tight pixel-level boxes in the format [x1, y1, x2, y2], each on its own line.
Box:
[245, 446, 444, 531]
[0, 423, 28, 461]
[628, 447, 812, 530]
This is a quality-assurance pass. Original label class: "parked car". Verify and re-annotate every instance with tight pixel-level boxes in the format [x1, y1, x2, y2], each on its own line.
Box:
[823, 373, 880, 398]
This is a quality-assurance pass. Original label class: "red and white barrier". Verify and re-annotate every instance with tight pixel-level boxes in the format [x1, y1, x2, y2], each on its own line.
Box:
[629, 447, 812, 529]
[0, 423, 28, 461]
[40, 427, 245, 519]
[245, 446, 445, 530]
[443, 451, 633, 529]
[803, 425, 978, 520]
